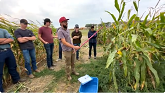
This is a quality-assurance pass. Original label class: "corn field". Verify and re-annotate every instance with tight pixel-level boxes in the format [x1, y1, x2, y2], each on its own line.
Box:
[0, 16, 58, 87]
[98, 0, 165, 91]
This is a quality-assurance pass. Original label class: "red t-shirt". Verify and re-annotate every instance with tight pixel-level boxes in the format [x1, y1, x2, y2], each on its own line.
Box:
[38, 26, 53, 43]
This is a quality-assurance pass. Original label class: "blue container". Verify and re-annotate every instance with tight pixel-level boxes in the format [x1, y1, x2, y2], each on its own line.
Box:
[79, 77, 99, 93]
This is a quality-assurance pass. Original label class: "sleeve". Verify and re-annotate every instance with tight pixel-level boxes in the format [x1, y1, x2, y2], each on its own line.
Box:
[71, 31, 74, 38]
[79, 31, 82, 39]
[38, 28, 42, 34]
[14, 30, 22, 39]
[88, 31, 90, 38]
[4, 30, 14, 40]
[30, 30, 35, 36]
[57, 31, 65, 40]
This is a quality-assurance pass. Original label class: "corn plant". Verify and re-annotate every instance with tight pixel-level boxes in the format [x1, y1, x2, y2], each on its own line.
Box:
[99, 0, 165, 91]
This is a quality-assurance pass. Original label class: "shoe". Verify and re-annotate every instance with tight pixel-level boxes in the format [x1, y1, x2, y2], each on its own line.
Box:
[51, 64, 57, 67]
[94, 56, 96, 59]
[88, 56, 91, 59]
[77, 58, 80, 61]
[72, 72, 79, 76]
[29, 74, 35, 79]
[67, 76, 72, 81]
[56, 58, 62, 62]
[49, 67, 54, 70]
[34, 69, 40, 73]
[13, 78, 26, 84]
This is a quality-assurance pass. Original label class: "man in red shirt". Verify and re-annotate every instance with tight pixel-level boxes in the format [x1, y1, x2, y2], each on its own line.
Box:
[38, 18, 57, 70]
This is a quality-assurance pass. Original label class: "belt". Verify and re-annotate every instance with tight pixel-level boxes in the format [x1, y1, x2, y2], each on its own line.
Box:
[0, 48, 10, 52]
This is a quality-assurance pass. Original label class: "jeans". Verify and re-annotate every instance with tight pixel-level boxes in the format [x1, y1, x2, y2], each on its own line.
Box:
[59, 43, 62, 59]
[44, 43, 54, 68]
[22, 48, 37, 75]
[89, 43, 97, 57]
[73, 43, 80, 59]
[0, 49, 20, 92]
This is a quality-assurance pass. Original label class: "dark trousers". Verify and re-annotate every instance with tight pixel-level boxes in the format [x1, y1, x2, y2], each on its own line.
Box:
[89, 43, 97, 57]
[44, 43, 54, 68]
[59, 43, 62, 59]
[0, 49, 20, 92]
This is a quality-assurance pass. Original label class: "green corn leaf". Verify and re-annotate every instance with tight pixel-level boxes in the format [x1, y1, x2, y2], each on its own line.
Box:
[133, 1, 138, 12]
[122, 50, 128, 77]
[128, 14, 136, 27]
[106, 50, 117, 68]
[118, 2, 126, 21]
[127, 9, 131, 20]
[113, 69, 118, 91]
[134, 58, 140, 90]
[106, 11, 119, 25]
[115, 0, 120, 13]
[131, 34, 138, 42]
[142, 55, 160, 86]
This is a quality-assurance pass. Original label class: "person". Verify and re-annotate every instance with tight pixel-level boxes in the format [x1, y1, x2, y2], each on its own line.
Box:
[71, 24, 82, 60]
[88, 25, 97, 59]
[14, 19, 40, 79]
[57, 17, 80, 80]
[0, 28, 26, 92]
[38, 18, 57, 70]
[55, 27, 62, 62]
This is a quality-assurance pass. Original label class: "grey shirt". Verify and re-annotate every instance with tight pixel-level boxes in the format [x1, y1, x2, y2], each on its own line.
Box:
[14, 28, 35, 50]
[0, 28, 14, 49]
[57, 27, 73, 51]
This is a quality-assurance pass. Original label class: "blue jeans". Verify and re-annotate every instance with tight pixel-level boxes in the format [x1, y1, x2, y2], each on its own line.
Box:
[0, 49, 20, 92]
[22, 48, 37, 75]
[89, 43, 97, 57]
[74, 43, 80, 59]
[44, 43, 54, 68]
[59, 43, 62, 59]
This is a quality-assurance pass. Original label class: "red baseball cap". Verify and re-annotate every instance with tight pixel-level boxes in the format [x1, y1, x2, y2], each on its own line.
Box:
[59, 17, 69, 23]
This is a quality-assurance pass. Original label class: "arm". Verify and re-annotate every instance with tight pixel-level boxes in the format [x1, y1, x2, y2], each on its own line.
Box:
[17, 37, 29, 43]
[72, 31, 78, 39]
[23, 36, 36, 41]
[61, 38, 79, 50]
[0, 38, 13, 44]
[0, 38, 7, 42]
[38, 34, 48, 44]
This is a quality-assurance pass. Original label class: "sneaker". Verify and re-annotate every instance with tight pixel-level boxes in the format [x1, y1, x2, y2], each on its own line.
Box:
[34, 69, 40, 73]
[13, 78, 26, 84]
[49, 67, 54, 70]
[29, 74, 34, 79]
[76, 58, 80, 61]
[56, 58, 62, 62]
[51, 64, 57, 67]
[94, 56, 96, 59]
[88, 56, 91, 59]
[67, 76, 72, 81]
[72, 72, 79, 76]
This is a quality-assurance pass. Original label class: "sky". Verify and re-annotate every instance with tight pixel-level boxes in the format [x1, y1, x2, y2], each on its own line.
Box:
[0, 0, 165, 28]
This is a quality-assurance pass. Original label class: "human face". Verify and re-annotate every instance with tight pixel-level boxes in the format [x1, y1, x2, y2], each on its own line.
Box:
[20, 23, 28, 29]
[75, 27, 79, 32]
[45, 22, 51, 26]
[61, 20, 68, 29]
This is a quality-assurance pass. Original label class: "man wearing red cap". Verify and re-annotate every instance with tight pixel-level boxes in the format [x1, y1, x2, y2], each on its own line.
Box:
[57, 17, 80, 80]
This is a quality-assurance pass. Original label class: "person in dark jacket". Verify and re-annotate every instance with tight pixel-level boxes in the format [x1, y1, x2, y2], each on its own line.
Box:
[88, 25, 97, 59]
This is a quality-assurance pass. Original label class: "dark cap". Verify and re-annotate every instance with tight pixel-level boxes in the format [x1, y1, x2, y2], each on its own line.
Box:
[44, 18, 51, 23]
[75, 24, 79, 28]
[91, 25, 94, 28]
[59, 17, 69, 23]
[20, 19, 29, 24]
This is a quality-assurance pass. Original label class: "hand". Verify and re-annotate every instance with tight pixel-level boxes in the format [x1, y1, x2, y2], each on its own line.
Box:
[76, 36, 79, 38]
[73, 46, 80, 50]
[44, 42, 49, 44]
